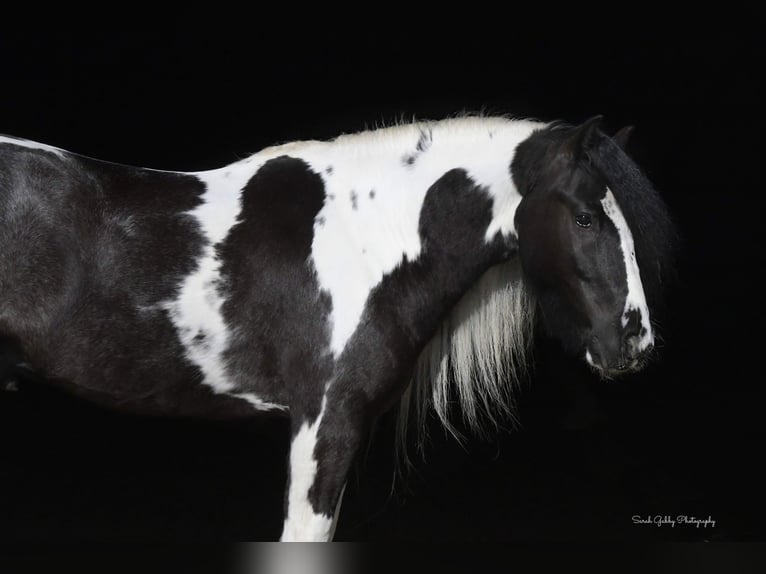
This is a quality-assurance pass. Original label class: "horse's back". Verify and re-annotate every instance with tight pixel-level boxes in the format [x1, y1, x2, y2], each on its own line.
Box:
[0, 138, 261, 417]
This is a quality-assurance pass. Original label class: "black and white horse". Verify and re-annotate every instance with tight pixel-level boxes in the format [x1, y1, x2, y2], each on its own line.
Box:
[0, 115, 674, 541]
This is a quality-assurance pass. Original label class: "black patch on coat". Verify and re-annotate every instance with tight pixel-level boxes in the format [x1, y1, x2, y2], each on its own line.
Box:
[350, 190, 358, 210]
[325, 166, 333, 175]
[402, 154, 416, 167]
[369, 189, 375, 199]
[0, 144, 260, 418]
[216, 156, 333, 420]
[308, 168, 516, 515]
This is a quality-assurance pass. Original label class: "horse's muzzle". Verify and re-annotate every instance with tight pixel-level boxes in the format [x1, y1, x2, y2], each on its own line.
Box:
[586, 332, 652, 378]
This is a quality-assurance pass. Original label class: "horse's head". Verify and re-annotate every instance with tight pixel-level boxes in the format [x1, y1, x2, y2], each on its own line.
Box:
[511, 116, 674, 378]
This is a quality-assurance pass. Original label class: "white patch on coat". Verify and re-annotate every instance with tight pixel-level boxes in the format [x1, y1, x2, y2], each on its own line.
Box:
[0, 135, 66, 157]
[164, 160, 288, 411]
[280, 397, 334, 542]
[281, 117, 543, 357]
[601, 188, 654, 350]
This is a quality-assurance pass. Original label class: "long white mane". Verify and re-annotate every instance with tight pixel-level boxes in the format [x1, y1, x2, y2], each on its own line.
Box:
[397, 259, 535, 468]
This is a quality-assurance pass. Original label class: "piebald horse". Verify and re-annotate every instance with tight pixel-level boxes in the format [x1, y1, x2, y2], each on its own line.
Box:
[0, 116, 674, 540]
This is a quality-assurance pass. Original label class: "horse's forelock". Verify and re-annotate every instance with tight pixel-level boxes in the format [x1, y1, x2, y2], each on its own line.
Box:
[590, 134, 678, 312]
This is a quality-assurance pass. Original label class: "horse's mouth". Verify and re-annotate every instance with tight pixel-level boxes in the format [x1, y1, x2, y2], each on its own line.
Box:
[584, 350, 646, 380]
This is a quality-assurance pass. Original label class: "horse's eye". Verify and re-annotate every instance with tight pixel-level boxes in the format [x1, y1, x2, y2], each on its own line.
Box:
[575, 213, 592, 228]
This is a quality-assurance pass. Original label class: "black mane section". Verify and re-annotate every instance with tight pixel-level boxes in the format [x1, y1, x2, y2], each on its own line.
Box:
[590, 134, 678, 312]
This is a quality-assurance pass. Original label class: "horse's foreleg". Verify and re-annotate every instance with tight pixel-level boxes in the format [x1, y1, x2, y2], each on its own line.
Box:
[280, 397, 363, 542]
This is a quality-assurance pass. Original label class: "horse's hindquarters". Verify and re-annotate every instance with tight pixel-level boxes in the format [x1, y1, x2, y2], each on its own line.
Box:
[0, 143, 251, 418]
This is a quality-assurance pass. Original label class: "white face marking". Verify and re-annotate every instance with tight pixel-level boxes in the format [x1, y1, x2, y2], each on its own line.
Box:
[163, 162, 287, 411]
[585, 349, 596, 368]
[281, 398, 334, 542]
[601, 188, 654, 351]
[293, 118, 542, 357]
[0, 135, 66, 157]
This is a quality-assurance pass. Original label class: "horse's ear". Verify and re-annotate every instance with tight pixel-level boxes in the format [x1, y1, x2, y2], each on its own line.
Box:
[564, 115, 604, 159]
[613, 125, 634, 150]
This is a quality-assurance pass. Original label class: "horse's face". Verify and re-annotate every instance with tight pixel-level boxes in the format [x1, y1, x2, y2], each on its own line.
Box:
[512, 117, 655, 377]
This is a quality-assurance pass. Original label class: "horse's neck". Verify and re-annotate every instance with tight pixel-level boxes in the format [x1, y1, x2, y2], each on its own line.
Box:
[294, 118, 540, 262]
[280, 117, 542, 357]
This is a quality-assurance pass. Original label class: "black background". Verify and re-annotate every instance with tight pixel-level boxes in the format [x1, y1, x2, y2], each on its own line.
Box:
[0, 12, 763, 541]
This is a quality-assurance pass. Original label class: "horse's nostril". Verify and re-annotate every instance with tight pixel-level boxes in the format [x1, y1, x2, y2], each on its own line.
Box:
[623, 334, 642, 360]
[586, 348, 601, 368]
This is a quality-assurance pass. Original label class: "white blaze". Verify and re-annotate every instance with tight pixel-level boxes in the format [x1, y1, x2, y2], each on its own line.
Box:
[600, 188, 654, 351]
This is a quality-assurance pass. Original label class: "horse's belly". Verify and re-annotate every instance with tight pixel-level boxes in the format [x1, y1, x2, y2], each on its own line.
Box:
[4, 305, 263, 419]
[42, 367, 274, 420]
